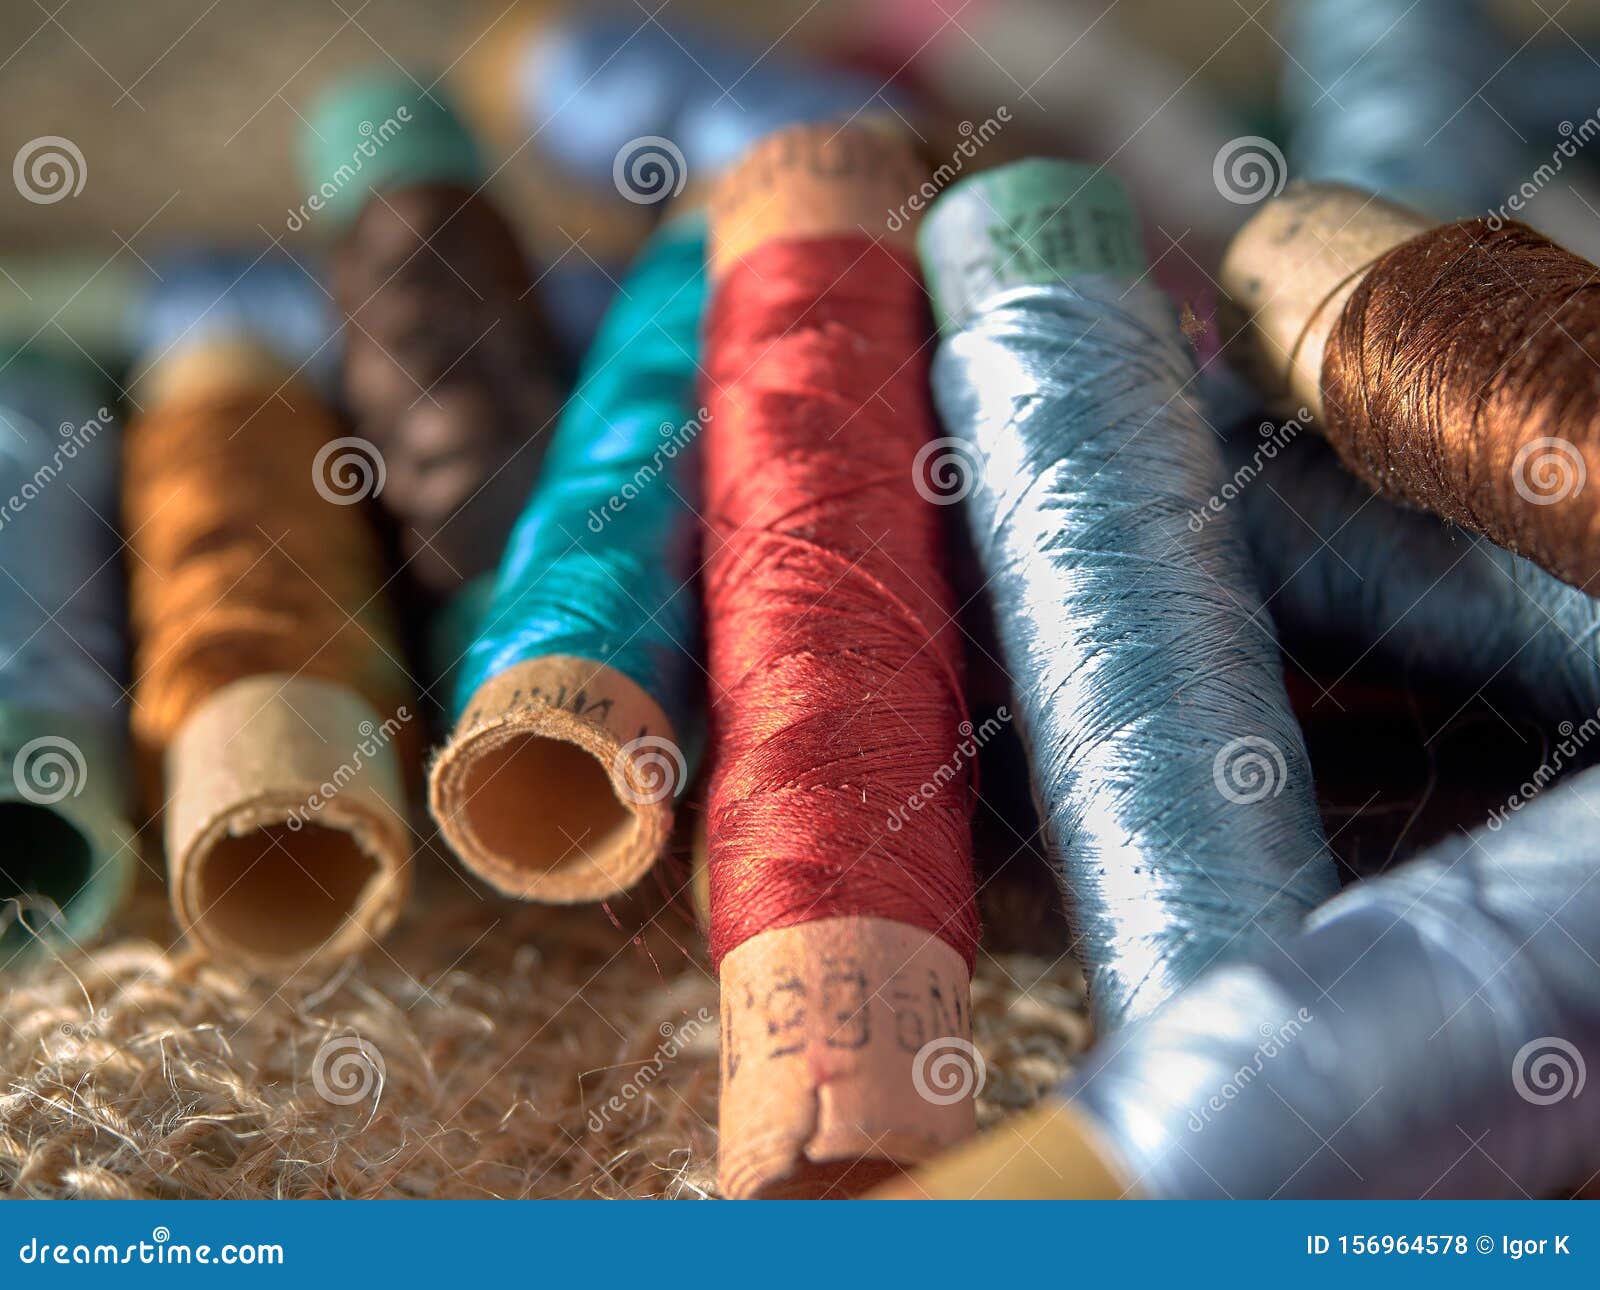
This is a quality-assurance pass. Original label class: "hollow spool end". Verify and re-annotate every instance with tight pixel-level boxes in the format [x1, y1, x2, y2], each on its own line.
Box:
[867, 1096, 1135, 1199]
[918, 158, 1146, 333]
[165, 675, 412, 973]
[300, 70, 484, 230]
[0, 706, 135, 964]
[717, 917, 977, 1199]
[429, 655, 680, 903]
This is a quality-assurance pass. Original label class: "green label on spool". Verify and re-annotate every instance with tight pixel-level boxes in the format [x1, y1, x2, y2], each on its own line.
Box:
[918, 159, 1146, 332]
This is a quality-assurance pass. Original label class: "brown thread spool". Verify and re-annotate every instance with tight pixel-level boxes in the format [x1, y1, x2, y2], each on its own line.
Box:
[332, 182, 561, 599]
[1222, 180, 1600, 591]
[126, 340, 415, 972]
[708, 123, 979, 1201]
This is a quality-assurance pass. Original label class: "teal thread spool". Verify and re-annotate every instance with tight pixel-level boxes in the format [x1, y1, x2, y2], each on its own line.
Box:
[429, 214, 706, 903]
[0, 348, 134, 964]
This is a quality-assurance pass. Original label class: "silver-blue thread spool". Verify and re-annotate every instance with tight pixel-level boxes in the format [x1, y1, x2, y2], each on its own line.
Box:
[920, 160, 1339, 1031]
[1068, 758, 1600, 1197]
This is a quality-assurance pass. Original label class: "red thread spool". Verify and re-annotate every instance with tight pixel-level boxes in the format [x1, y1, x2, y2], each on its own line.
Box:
[703, 125, 979, 1200]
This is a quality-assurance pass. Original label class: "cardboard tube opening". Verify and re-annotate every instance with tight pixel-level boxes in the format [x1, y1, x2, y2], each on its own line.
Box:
[165, 675, 411, 970]
[0, 803, 91, 952]
[431, 655, 680, 902]
[453, 732, 636, 879]
[192, 820, 380, 962]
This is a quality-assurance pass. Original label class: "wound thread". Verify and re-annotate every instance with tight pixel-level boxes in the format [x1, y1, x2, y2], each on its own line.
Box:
[125, 341, 415, 968]
[307, 73, 560, 601]
[0, 349, 134, 962]
[429, 215, 707, 902]
[921, 160, 1337, 1030]
[1209, 373, 1600, 729]
[1322, 218, 1600, 593]
[701, 235, 979, 972]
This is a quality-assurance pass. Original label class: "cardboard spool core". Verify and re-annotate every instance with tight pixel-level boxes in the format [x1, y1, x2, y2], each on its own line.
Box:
[166, 674, 410, 972]
[718, 918, 977, 1199]
[429, 655, 678, 903]
[1219, 181, 1430, 419]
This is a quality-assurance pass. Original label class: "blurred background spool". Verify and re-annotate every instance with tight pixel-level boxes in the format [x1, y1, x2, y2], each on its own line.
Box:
[920, 160, 1337, 1030]
[881, 760, 1600, 1199]
[301, 71, 563, 634]
[124, 263, 415, 973]
[0, 349, 134, 965]
[430, 209, 707, 902]
[1208, 371, 1600, 734]
[703, 125, 980, 1199]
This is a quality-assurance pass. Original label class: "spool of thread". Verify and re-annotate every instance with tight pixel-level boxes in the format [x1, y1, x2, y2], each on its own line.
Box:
[303, 71, 561, 602]
[1208, 375, 1600, 729]
[870, 0, 1250, 267]
[0, 349, 134, 963]
[429, 211, 707, 902]
[124, 336, 415, 972]
[920, 160, 1337, 1031]
[512, 8, 900, 189]
[1284, 0, 1520, 216]
[1282, 0, 1600, 261]
[1223, 182, 1600, 593]
[703, 125, 980, 1199]
[882, 759, 1600, 1199]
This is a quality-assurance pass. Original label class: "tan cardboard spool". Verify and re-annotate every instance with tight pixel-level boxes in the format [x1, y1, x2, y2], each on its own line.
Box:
[868, 1097, 1138, 1200]
[166, 673, 410, 972]
[708, 122, 977, 1200]
[430, 655, 679, 902]
[140, 344, 413, 973]
[1219, 181, 1430, 420]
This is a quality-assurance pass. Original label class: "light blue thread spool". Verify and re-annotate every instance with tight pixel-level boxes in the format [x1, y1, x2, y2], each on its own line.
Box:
[1069, 759, 1600, 1197]
[920, 160, 1338, 1030]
